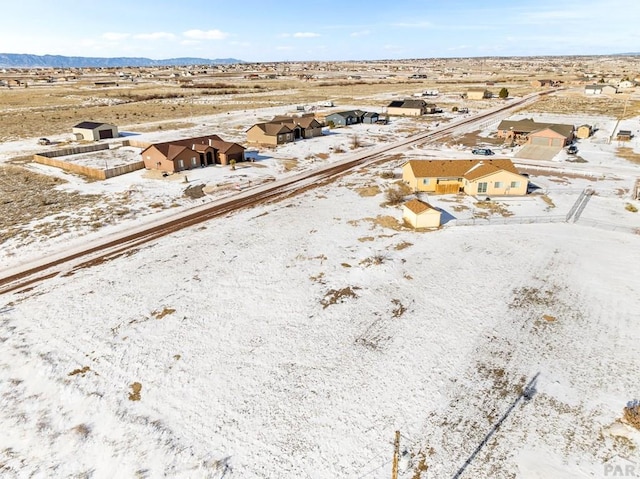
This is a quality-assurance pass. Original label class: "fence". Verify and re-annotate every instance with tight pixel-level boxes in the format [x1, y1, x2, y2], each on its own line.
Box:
[36, 143, 109, 158]
[33, 154, 144, 180]
[453, 215, 566, 227]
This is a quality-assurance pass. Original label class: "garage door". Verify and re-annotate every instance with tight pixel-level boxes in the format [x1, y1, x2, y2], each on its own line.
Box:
[551, 138, 564, 147]
[99, 129, 114, 139]
[530, 136, 549, 146]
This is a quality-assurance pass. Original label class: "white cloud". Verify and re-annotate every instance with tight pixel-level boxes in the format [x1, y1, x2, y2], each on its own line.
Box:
[183, 29, 229, 40]
[350, 30, 370, 37]
[102, 32, 130, 41]
[134, 32, 176, 41]
[293, 32, 320, 38]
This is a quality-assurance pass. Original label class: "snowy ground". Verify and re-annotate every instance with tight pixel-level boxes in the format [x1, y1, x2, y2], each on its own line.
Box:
[1, 102, 640, 478]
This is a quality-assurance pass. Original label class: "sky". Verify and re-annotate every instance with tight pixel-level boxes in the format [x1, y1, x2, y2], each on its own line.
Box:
[1, 0, 639, 62]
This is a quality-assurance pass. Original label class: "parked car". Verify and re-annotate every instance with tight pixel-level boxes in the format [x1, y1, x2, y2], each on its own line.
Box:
[38, 138, 51, 145]
[567, 145, 578, 155]
[472, 148, 495, 156]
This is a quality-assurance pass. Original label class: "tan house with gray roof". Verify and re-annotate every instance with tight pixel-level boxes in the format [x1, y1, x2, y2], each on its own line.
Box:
[246, 114, 323, 145]
[496, 118, 574, 145]
[402, 159, 528, 196]
[386, 99, 436, 116]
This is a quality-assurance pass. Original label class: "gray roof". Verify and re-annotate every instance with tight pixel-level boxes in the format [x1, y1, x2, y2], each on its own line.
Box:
[73, 121, 113, 130]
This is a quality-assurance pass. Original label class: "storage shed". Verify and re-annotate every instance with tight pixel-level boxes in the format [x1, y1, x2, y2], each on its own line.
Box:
[73, 122, 119, 141]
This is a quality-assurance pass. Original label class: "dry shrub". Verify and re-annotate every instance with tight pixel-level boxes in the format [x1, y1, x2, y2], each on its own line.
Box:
[321, 286, 360, 309]
[625, 203, 638, 213]
[394, 241, 413, 250]
[68, 366, 91, 376]
[129, 382, 142, 401]
[72, 423, 92, 439]
[183, 184, 206, 199]
[385, 187, 407, 205]
[356, 185, 381, 197]
[379, 171, 395, 179]
[623, 401, 640, 430]
[152, 307, 176, 319]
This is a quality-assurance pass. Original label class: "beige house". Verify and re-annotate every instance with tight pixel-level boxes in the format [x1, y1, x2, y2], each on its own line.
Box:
[575, 125, 593, 139]
[402, 199, 441, 228]
[246, 114, 323, 145]
[466, 88, 491, 100]
[386, 99, 434, 116]
[72, 121, 118, 141]
[142, 135, 245, 172]
[497, 118, 574, 144]
[402, 159, 529, 196]
[527, 126, 572, 147]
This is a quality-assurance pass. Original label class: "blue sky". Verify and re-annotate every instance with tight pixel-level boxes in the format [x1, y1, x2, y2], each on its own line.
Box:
[1, 0, 638, 61]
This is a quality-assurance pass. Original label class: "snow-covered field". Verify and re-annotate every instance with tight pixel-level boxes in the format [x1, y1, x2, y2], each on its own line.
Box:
[1, 102, 640, 478]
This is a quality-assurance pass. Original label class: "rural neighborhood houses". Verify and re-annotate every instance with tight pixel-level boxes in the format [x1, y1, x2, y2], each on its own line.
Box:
[402, 199, 442, 229]
[402, 159, 529, 196]
[246, 114, 323, 145]
[386, 99, 437, 116]
[324, 110, 381, 127]
[72, 121, 119, 141]
[142, 135, 246, 172]
[496, 118, 575, 146]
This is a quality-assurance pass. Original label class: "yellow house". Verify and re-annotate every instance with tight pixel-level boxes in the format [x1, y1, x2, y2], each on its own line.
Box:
[467, 88, 491, 100]
[402, 159, 529, 196]
[402, 199, 442, 228]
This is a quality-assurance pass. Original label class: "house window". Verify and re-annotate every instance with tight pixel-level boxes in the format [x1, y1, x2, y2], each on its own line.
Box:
[178, 159, 184, 169]
[511, 181, 520, 188]
[422, 179, 430, 185]
[478, 182, 488, 193]
[494, 181, 503, 188]
[191, 157, 197, 166]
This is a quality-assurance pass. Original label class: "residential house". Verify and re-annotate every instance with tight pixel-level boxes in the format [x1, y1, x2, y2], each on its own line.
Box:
[362, 112, 380, 124]
[575, 125, 593, 139]
[72, 122, 119, 141]
[618, 80, 636, 89]
[585, 84, 618, 95]
[386, 99, 435, 116]
[466, 88, 492, 100]
[142, 135, 245, 172]
[402, 159, 529, 196]
[325, 110, 365, 127]
[246, 115, 323, 145]
[402, 199, 441, 229]
[496, 118, 574, 145]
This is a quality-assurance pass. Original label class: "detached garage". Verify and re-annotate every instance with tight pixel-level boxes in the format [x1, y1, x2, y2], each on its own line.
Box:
[73, 122, 119, 141]
[402, 199, 442, 229]
[527, 126, 572, 147]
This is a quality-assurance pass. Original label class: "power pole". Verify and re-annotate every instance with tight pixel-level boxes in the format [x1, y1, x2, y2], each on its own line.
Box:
[391, 430, 400, 479]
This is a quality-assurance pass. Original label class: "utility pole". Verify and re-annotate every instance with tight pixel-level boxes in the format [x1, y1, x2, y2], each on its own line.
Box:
[391, 430, 400, 479]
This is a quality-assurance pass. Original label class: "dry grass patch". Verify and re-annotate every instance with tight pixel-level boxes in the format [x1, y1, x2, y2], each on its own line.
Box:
[279, 158, 298, 171]
[358, 236, 375, 242]
[394, 241, 413, 250]
[473, 200, 514, 217]
[542, 314, 557, 322]
[68, 366, 91, 377]
[616, 147, 640, 165]
[541, 195, 556, 208]
[128, 382, 142, 401]
[152, 307, 176, 319]
[625, 203, 638, 213]
[133, 121, 197, 133]
[356, 185, 381, 197]
[320, 286, 360, 309]
[360, 254, 388, 267]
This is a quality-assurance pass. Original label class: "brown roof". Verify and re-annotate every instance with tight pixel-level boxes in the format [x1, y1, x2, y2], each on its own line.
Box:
[497, 118, 574, 137]
[142, 134, 244, 159]
[403, 199, 437, 214]
[404, 159, 520, 180]
[250, 122, 292, 136]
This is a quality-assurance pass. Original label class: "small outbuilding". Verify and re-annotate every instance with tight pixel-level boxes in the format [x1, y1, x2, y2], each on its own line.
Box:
[402, 199, 441, 229]
[575, 124, 593, 139]
[73, 122, 119, 141]
[617, 130, 633, 141]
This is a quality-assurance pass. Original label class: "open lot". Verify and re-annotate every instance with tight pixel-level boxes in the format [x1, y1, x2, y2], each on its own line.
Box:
[1, 57, 640, 478]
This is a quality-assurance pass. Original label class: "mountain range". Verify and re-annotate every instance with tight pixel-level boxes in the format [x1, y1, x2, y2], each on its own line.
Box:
[0, 53, 244, 68]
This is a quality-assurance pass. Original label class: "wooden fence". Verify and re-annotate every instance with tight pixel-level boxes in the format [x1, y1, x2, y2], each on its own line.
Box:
[33, 154, 144, 180]
[36, 143, 109, 158]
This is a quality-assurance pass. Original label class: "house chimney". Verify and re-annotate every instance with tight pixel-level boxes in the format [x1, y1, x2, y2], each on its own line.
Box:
[209, 138, 212, 146]
[192, 144, 195, 150]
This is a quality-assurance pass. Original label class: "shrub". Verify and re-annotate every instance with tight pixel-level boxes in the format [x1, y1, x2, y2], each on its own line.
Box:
[385, 187, 406, 205]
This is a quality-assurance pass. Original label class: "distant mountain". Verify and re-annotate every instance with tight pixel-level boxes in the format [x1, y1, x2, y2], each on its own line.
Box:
[0, 53, 244, 68]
